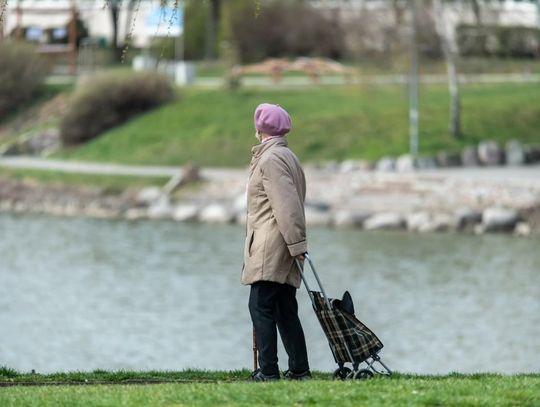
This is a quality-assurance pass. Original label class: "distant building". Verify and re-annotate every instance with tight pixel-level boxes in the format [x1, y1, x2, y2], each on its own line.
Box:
[1, 0, 172, 47]
[1, 0, 538, 48]
[308, 0, 540, 28]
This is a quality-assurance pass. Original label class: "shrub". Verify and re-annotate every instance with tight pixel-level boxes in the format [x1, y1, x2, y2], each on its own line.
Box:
[60, 71, 175, 145]
[224, 0, 345, 63]
[0, 42, 50, 119]
[458, 25, 540, 58]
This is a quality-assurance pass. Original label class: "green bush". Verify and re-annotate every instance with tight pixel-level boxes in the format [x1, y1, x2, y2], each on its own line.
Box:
[458, 25, 540, 58]
[60, 71, 175, 145]
[222, 0, 345, 63]
[0, 42, 50, 119]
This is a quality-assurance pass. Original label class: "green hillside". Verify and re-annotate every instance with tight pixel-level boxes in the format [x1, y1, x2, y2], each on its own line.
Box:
[55, 83, 540, 167]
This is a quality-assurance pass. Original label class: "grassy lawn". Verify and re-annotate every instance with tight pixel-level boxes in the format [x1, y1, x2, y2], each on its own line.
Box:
[54, 83, 540, 167]
[194, 57, 540, 77]
[0, 369, 538, 406]
[0, 168, 168, 193]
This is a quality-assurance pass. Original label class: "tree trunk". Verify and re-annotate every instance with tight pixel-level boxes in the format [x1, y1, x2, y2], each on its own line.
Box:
[408, 0, 419, 158]
[123, 0, 137, 48]
[433, 0, 461, 139]
[110, 0, 121, 62]
[205, 0, 221, 60]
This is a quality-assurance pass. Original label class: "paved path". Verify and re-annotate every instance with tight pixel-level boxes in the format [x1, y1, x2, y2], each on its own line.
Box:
[1, 156, 538, 186]
[0, 156, 244, 181]
[47, 73, 540, 88]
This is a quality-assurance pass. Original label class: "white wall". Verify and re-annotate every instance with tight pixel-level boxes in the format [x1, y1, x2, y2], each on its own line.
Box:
[2, 0, 171, 47]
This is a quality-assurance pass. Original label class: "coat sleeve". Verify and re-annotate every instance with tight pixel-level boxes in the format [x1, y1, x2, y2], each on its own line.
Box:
[260, 154, 307, 257]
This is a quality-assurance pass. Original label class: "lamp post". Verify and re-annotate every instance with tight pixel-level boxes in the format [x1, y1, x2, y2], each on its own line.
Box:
[408, 0, 419, 160]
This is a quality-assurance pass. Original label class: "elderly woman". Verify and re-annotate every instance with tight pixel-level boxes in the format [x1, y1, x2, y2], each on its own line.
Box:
[242, 103, 311, 381]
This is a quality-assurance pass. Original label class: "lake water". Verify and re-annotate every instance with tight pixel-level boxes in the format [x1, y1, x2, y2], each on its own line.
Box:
[1, 213, 539, 375]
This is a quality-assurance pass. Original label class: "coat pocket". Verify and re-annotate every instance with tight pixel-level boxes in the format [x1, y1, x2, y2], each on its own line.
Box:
[247, 230, 255, 257]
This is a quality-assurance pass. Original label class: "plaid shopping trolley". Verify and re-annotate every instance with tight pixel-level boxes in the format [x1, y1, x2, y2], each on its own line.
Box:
[296, 254, 392, 380]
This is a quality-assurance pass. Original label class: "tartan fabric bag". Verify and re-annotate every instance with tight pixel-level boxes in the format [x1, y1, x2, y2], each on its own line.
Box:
[311, 292, 384, 364]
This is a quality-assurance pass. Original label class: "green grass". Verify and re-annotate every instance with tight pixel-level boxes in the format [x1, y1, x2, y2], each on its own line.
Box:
[54, 83, 540, 167]
[0, 369, 539, 406]
[0, 168, 169, 193]
[194, 57, 540, 77]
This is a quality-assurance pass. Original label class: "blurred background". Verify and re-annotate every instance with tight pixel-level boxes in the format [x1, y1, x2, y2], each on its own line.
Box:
[0, 0, 539, 375]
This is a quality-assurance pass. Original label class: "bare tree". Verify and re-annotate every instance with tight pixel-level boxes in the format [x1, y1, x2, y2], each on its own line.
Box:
[109, 0, 122, 62]
[124, 0, 138, 46]
[433, 0, 461, 139]
[205, 0, 221, 60]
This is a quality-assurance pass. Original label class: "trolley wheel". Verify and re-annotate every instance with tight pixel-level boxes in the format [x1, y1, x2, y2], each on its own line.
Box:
[353, 369, 374, 380]
[333, 367, 352, 380]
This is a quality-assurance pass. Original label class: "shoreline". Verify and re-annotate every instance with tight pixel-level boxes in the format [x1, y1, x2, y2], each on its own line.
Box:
[1, 165, 539, 237]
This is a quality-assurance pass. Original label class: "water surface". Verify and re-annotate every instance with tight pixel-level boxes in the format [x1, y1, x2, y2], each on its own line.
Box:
[0, 213, 538, 374]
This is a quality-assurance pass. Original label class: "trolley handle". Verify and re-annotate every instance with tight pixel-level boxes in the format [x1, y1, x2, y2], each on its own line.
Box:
[295, 253, 332, 310]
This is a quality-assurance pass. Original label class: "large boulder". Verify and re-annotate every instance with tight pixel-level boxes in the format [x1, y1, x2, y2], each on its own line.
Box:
[406, 212, 431, 232]
[407, 212, 457, 233]
[505, 140, 526, 166]
[125, 208, 147, 221]
[136, 187, 162, 206]
[332, 210, 371, 228]
[233, 193, 247, 213]
[454, 207, 482, 230]
[147, 195, 173, 219]
[305, 207, 332, 227]
[514, 222, 531, 237]
[199, 204, 233, 224]
[172, 204, 199, 222]
[482, 207, 519, 232]
[461, 147, 480, 167]
[526, 145, 540, 163]
[364, 213, 405, 230]
[375, 157, 395, 172]
[428, 213, 458, 232]
[305, 201, 332, 212]
[436, 151, 461, 167]
[416, 156, 437, 170]
[395, 154, 416, 173]
[340, 159, 371, 173]
[477, 141, 502, 166]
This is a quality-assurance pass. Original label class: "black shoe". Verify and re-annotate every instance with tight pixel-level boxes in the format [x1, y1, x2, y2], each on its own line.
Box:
[250, 369, 280, 382]
[283, 369, 312, 381]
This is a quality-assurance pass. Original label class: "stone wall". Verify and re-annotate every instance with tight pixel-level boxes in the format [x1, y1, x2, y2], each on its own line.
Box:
[1, 163, 539, 238]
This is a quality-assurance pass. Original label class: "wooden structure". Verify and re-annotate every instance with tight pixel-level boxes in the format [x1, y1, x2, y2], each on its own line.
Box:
[234, 57, 356, 83]
[13, 0, 78, 74]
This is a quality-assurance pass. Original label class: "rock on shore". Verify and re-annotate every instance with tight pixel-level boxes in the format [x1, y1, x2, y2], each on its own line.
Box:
[1, 163, 539, 237]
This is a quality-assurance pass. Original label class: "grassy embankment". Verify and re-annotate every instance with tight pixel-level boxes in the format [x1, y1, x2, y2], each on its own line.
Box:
[0, 368, 539, 406]
[195, 57, 540, 76]
[55, 83, 540, 168]
[2, 81, 540, 191]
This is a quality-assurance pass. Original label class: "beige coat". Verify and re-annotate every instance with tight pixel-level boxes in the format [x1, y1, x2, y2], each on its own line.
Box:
[241, 137, 307, 288]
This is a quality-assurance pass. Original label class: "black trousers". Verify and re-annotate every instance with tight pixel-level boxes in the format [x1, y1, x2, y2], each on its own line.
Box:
[249, 281, 309, 375]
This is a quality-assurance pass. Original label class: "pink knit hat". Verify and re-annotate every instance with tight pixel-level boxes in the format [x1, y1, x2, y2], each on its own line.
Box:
[254, 103, 292, 136]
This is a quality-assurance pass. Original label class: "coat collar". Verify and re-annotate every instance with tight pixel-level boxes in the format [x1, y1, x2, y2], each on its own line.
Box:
[251, 137, 288, 159]
[249, 137, 288, 175]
